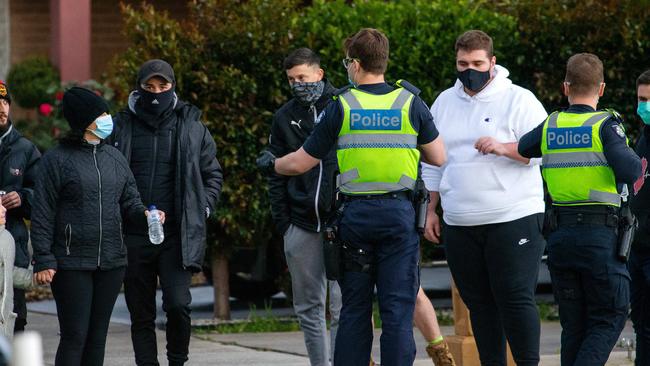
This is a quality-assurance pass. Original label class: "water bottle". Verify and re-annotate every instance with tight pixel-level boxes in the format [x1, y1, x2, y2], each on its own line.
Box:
[147, 205, 164, 245]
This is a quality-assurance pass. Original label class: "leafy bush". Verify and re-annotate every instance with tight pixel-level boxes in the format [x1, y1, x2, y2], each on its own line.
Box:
[105, 0, 650, 262]
[6, 57, 60, 109]
[488, 0, 650, 135]
[296, 0, 519, 104]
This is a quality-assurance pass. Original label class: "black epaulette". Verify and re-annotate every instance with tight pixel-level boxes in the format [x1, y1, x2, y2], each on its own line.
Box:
[395, 79, 421, 96]
[332, 84, 353, 100]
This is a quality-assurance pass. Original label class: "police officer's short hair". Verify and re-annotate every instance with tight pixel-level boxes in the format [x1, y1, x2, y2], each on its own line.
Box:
[283, 48, 321, 70]
[637, 70, 650, 89]
[344, 28, 389, 74]
[565, 53, 604, 97]
[455, 30, 493, 58]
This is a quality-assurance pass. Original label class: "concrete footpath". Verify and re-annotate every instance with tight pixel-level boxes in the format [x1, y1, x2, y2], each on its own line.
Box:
[27, 310, 636, 366]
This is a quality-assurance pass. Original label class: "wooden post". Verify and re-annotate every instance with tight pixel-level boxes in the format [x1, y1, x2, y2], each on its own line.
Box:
[446, 280, 515, 366]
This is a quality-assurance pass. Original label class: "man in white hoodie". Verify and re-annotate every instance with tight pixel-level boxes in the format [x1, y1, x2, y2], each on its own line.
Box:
[422, 30, 547, 365]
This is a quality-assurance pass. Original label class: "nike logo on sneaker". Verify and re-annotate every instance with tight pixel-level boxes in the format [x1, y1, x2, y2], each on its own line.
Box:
[518, 238, 530, 245]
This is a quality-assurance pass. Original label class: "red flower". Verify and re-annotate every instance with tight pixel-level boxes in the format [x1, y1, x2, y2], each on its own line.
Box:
[55, 91, 64, 101]
[39, 103, 54, 117]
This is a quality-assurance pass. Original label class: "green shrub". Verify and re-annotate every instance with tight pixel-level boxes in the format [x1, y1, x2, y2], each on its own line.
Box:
[6, 57, 60, 109]
[295, 0, 519, 104]
[488, 0, 650, 136]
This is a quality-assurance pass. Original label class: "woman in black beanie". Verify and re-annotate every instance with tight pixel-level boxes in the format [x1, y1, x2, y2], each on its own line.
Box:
[30, 87, 164, 366]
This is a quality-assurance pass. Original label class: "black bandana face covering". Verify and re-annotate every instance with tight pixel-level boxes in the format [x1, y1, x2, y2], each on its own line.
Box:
[138, 88, 175, 116]
[291, 81, 325, 105]
[457, 68, 491, 93]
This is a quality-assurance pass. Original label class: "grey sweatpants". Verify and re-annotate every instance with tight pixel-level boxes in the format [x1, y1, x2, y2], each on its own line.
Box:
[284, 224, 342, 366]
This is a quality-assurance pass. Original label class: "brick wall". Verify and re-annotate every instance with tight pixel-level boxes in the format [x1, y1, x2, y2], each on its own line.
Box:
[9, 0, 189, 80]
[9, 0, 50, 65]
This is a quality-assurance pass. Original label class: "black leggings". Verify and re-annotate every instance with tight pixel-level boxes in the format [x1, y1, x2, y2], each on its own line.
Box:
[444, 213, 545, 366]
[51, 267, 126, 366]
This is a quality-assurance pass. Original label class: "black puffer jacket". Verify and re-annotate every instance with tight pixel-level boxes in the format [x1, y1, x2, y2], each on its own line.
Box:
[0, 123, 40, 268]
[109, 94, 223, 272]
[31, 141, 146, 272]
[267, 81, 338, 234]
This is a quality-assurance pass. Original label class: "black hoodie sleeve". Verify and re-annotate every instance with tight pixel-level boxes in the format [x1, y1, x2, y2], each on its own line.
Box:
[31, 153, 60, 272]
[267, 112, 292, 234]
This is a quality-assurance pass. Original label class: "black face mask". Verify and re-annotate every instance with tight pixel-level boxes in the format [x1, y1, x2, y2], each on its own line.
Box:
[457, 68, 491, 93]
[137, 88, 175, 117]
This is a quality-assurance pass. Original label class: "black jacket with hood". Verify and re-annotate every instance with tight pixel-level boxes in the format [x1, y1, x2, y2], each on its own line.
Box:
[0, 123, 40, 268]
[267, 80, 338, 234]
[109, 92, 223, 272]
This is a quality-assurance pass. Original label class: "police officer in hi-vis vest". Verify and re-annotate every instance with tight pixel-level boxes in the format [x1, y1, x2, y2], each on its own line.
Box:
[257, 28, 446, 366]
[517, 53, 641, 366]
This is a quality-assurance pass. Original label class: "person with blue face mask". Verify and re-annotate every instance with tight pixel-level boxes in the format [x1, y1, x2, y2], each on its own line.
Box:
[31, 87, 160, 366]
[629, 69, 650, 366]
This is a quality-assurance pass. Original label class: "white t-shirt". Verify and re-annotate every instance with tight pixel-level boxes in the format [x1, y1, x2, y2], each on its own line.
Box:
[422, 65, 547, 226]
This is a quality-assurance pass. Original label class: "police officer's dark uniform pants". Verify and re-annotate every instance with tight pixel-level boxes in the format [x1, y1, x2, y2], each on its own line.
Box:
[124, 233, 192, 366]
[334, 197, 419, 366]
[630, 245, 650, 366]
[444, 213, 545, 366]
[548, 223, 629, 366]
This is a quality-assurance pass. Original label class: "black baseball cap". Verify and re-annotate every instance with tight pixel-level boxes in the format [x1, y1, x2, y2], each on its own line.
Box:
[137, 59, 175, 86]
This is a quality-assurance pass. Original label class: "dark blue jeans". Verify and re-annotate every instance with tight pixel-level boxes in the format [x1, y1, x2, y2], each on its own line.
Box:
[548, 223, 629, 366]
[630, 246, 650, 366]
[444, 213, 545, 366]
[334, 197, 419, 366]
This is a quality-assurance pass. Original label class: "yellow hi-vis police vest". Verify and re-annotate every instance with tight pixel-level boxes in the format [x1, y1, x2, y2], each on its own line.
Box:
[336, 85, 420, 195]
[541, 111, 621, 207]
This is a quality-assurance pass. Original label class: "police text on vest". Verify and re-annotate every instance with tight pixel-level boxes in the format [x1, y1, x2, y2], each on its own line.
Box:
[547, 127, 593, 149]
[350, 109, 402, 131]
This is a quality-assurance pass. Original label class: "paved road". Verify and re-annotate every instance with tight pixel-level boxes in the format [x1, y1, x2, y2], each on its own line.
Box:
[26, 283, 636, 365]
[27, 311, 636, 365]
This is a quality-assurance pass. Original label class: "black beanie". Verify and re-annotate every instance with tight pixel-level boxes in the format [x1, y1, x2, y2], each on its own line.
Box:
[0, 81, 10, 105]
[62, 87, 109, 133]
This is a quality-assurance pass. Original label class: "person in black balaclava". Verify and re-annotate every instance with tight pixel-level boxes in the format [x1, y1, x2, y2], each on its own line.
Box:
[107, 60, 223, 366]
[0, 80, 40, 335]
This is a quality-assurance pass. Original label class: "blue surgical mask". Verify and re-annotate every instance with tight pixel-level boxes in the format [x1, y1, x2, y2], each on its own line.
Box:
[346, 64, 358, 88]
[638, 102, 650, 125]
[89, 114, 114, 140]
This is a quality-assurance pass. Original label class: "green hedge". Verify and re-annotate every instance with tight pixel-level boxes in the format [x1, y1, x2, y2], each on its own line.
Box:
[296, 0, 519, 104]
[106, 0, 650, 254]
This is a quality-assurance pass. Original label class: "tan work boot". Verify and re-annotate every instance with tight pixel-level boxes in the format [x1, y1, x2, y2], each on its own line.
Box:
[426, 340, 456, 366]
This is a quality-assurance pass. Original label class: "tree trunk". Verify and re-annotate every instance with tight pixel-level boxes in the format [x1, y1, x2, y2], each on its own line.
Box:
[212, 252, 231, 320]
